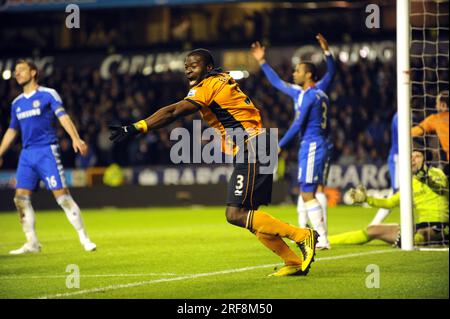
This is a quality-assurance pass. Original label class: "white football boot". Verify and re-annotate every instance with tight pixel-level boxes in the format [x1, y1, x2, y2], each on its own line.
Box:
[9, 242, 41, 255]
[82, 240, 97, 252]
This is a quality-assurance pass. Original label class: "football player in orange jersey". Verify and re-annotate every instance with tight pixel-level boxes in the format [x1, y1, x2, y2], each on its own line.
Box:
[109, 49, 319, 276]
[411, 91, 449, 175]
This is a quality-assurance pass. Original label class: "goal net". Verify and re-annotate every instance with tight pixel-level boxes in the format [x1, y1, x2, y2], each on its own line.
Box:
[410, 0, 449, 248]
[410, 0, 449, 169]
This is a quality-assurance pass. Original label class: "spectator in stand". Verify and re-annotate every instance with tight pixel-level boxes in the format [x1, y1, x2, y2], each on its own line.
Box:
[0, 55, 406, 169]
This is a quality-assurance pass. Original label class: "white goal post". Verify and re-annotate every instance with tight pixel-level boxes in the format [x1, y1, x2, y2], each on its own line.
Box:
[397, 0, 414, 251]
[397, 0, 449, 250]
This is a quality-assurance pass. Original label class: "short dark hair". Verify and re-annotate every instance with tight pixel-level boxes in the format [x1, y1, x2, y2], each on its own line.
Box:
[412, 136, 433, 164]
[300, 62, 317, 81]
[16, 59, 39, 80]
[187, 49, 215, 68]
[438, 90, 449, 107]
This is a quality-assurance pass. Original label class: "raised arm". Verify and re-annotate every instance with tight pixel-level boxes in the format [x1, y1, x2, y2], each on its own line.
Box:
[250, 41, 300, 99]
[109, 100, 199, 143]
[315, 34, 335, 92]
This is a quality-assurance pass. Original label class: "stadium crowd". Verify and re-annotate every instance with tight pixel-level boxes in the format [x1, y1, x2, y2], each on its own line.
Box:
[3, 3, 447, 172]
[0, 55, 403, 170]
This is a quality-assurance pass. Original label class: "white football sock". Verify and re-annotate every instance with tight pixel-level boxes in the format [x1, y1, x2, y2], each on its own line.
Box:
[370, 208, 391, 226]
[305, 198, 328, 245]
[315, 191, 328, 230]
[13, 195, 39, 246]
[56, 194, 89, 244]
[297, 195, 308, 228]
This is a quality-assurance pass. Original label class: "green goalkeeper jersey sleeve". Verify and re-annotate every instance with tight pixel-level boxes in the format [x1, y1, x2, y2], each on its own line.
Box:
[367, 192, 400, 209]
[367, 167, 449, 224]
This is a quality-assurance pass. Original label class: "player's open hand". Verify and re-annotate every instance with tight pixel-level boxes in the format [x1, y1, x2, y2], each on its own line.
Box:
[316, 33, 329, 52]
[108, 124, 140, 143]
[73, 138, 88, 156]
[348, 185, 367, 204]
[250, 41, 266, 63]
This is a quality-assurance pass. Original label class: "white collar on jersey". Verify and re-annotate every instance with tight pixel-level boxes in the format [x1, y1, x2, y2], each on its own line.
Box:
[23, 89, 37, 99]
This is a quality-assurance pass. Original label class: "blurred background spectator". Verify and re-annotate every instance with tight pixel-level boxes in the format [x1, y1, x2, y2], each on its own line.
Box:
[0, 1, 447, 172]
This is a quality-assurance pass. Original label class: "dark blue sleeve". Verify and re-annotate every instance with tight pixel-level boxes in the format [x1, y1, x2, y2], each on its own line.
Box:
[261, 63, 300, 99]
[316, 53, 335, 92]
[391, 113, 398, 146]
[279, 95, 313, 149]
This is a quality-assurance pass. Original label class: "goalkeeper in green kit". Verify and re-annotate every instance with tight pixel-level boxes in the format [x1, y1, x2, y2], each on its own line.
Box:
[330, 142, 449, 247]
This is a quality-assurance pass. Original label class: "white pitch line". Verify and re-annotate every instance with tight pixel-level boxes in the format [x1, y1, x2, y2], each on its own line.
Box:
[417, 247, 449, 252]
[36, 249, 398, 299]
[1, 273, 179, 280]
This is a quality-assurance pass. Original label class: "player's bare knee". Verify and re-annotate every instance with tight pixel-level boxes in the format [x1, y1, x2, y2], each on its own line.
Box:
[225, 206, 239, 225]
[225, 206, 247, 227]
[53, 188, 69, 199]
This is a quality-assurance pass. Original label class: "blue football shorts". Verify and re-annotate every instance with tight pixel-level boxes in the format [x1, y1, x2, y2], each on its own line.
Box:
[16, 144, 67, 191]
[298, 139, 328, 193]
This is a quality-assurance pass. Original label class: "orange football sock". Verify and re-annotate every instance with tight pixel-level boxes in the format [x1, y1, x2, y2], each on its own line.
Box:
[248, 210, 310, 243]
[255, 231, 302, 266]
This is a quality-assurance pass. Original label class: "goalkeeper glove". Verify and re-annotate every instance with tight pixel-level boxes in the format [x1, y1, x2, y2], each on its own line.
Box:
[349, 185, 367, 204]
[109, 120, 148, 143]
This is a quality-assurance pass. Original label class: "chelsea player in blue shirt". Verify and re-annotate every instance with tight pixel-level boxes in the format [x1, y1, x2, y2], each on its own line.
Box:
[0, 60, 96, 254]
[251, 34, 334, 249]
[369, 112, 399, 226]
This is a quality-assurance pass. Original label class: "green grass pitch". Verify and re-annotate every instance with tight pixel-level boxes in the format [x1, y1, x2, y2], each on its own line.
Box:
[0, 205, 448, 299]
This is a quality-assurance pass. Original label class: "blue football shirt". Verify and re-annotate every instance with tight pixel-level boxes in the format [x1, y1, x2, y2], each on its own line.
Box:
[9, 86, 67, 148]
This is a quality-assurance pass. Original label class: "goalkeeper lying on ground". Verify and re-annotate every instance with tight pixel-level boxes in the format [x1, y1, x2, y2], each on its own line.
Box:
[330, 146, 449, 247]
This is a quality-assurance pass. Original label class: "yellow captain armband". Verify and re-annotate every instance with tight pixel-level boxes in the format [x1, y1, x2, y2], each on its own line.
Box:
[134, 120, 148, 133]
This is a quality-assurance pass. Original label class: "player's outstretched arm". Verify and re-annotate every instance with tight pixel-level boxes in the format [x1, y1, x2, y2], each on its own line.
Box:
[366, 192, 400, 209]
[109, 100, 199, 143]
[58, 114, 88, 156]
[250, 41, 300, 99]
[411, 114, 436, 137]
[316, 33, 335, 91]
[411, 124, 425, 136]
[0, 128, 18, 167]
[349, 185, 399, 209]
